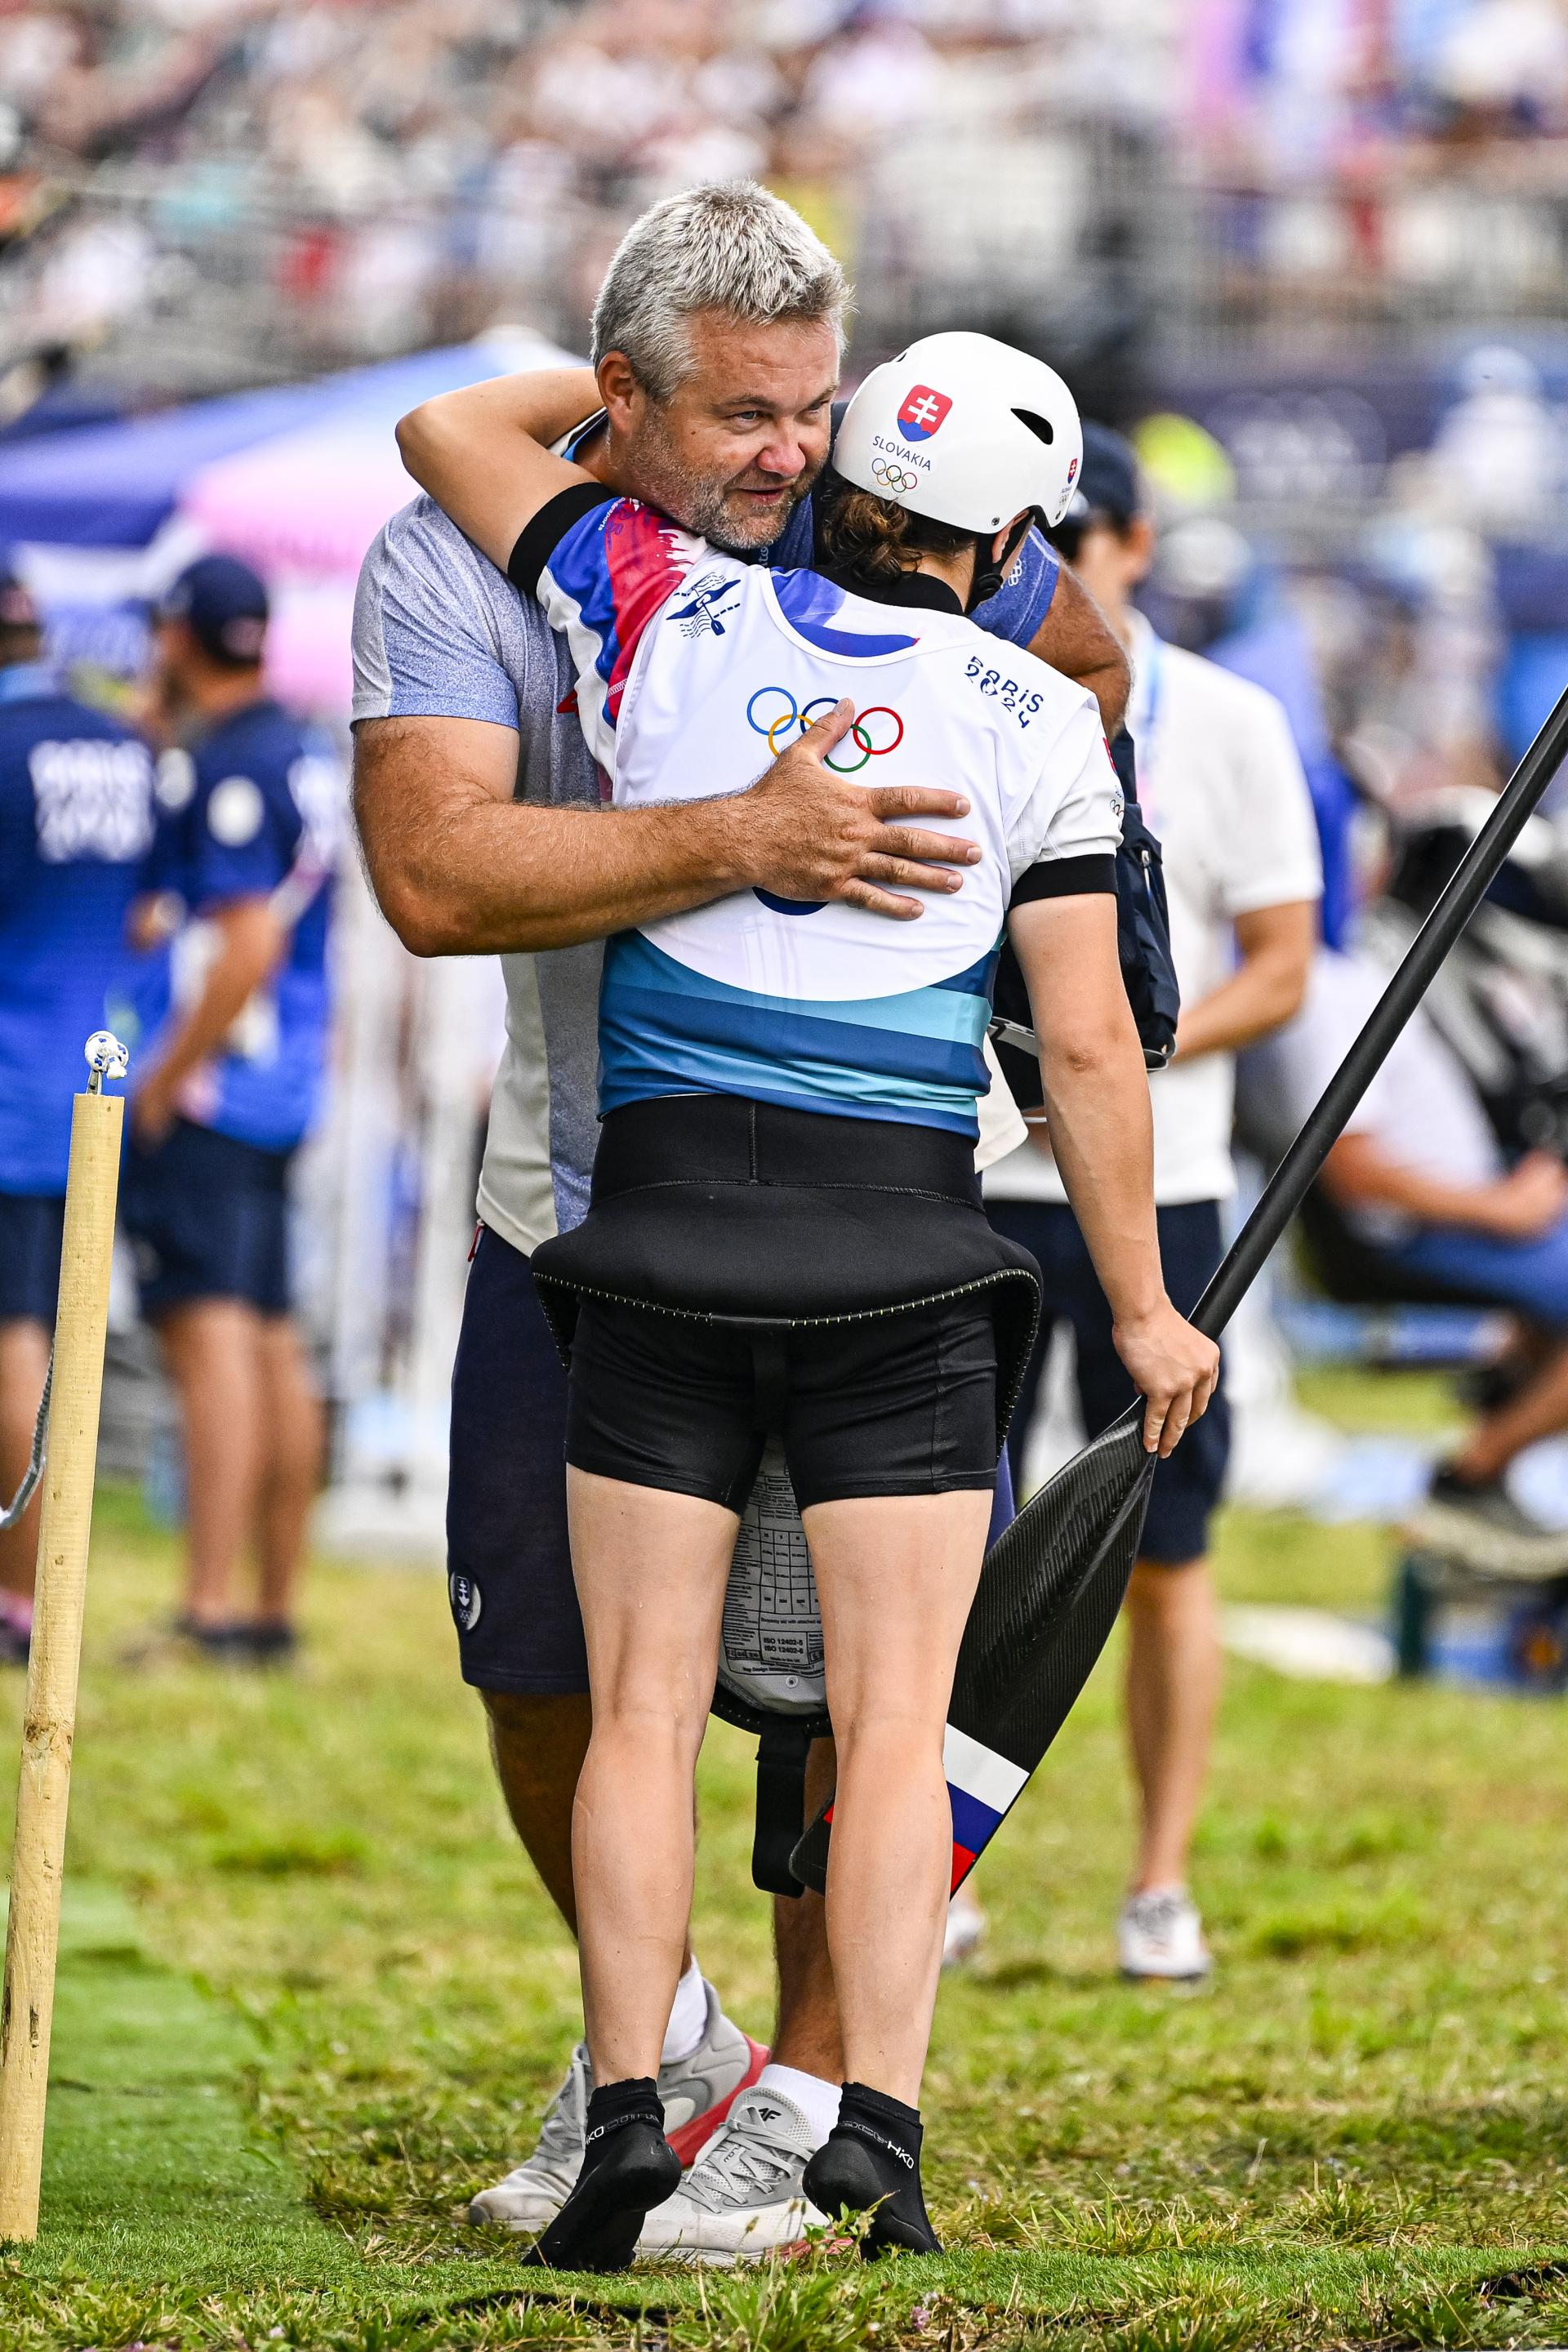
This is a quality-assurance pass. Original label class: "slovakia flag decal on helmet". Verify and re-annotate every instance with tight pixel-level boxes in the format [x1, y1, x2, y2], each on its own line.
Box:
[897, 385, 951, 442]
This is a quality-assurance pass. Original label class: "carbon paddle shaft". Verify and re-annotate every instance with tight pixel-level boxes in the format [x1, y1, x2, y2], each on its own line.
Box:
[1193, 680, 1568, 1344]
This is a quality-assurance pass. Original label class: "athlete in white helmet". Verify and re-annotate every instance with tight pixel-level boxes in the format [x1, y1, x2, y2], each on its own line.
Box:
[398, 332, 1216, 2268]
[832, 329, 1084, 550]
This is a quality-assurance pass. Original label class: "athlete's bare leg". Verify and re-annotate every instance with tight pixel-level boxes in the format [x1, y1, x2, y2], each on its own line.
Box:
[157, 1298, 264, 1628]
[482, 1604, 839, 2060]
[564, 1468, 737, 2084]
[0, 1319, 50, 1606]
[1124, 1555, 1221, 1892]
[803, 1490, 991, 2106]
[253, 1313, 323, 1628]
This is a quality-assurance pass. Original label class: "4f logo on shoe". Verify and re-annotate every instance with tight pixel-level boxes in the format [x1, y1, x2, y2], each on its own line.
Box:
[897, 385, 951, 442]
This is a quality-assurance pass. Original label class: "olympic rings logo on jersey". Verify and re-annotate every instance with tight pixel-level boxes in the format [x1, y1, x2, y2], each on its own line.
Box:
[871, 457, 920, 494]
[746, 689, 905, 775]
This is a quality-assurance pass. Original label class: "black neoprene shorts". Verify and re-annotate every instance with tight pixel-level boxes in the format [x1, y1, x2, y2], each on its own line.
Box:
[565, 1294, 1000, 1512]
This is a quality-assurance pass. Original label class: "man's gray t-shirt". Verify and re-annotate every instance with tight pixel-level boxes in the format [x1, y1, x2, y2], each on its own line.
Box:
[353, 495, 604, 1255]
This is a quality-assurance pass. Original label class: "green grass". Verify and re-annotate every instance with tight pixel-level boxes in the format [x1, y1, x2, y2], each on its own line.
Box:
[6, 1370, 1568, 2346]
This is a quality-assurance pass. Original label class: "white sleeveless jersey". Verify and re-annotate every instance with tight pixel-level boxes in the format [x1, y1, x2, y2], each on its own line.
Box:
[523, 489, 1121, 1139]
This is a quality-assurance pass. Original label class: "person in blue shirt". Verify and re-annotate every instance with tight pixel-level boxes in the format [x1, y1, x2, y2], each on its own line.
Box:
[122, 555, 341, 1664]
[0, 558, 154, 1663]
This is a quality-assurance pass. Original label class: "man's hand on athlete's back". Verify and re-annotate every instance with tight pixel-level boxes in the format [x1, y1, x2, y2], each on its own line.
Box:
[731, 697, 978, 921]
[352, 699, 978, 958]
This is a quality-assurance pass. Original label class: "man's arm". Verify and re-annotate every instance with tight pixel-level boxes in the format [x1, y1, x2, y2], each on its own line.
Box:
[1025, 564, 1130, 735]
[352, 703, 985, 955]
[1322, 1135, 1568, 1241]
[1171, 899, 1317, 1063]
[132, 896, 285, 1142]
[1008, 892, 1219, 1454]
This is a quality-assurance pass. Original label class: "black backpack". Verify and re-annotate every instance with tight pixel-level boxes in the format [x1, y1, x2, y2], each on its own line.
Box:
[990, 727, 1179, 1105]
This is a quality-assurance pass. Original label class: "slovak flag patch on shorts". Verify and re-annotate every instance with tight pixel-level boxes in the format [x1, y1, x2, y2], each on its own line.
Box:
[898, 385, 951, 442]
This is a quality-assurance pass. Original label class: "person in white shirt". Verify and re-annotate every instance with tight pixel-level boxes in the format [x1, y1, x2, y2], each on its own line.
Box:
[1256, 945, 1568, 1575]
[983, 426, 1322, 1983]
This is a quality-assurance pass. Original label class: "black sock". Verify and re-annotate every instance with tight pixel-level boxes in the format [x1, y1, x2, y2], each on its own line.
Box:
[523, 2076, 679, 2274]
[803, 2081, 939, 2258]
[581, 2077, 664, 2173]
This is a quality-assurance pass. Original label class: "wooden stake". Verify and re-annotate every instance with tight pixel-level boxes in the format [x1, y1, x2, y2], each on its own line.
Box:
[0, 1067, 124, 2241]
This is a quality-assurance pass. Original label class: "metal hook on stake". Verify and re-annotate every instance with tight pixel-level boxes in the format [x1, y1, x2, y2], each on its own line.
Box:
[83, 1031, 129, 1096]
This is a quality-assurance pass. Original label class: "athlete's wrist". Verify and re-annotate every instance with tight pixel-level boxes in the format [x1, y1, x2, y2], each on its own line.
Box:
[1110, 1290, 1174, 1339]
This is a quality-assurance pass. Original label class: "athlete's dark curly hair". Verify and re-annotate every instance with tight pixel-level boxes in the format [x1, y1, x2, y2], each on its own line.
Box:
[814, 470, 982, 589]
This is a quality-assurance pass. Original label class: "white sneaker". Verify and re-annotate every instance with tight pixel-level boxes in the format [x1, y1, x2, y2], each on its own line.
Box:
[467, 1984, 766, 2232]
[1119, 1887, 1211, 1982]
[942, 1882, 986, 1968]
[468, 2041, 590, 2232]
[636, 2083, 826, 2263]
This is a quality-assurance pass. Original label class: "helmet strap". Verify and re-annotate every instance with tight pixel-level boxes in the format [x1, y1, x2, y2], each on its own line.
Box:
[964, 511, 1038, 615]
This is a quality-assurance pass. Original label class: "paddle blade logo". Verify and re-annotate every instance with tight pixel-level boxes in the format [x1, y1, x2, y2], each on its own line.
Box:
[897, 385, 951, 443]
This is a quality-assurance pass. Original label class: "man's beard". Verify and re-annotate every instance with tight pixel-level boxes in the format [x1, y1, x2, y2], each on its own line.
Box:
[621, 404, 819, 553]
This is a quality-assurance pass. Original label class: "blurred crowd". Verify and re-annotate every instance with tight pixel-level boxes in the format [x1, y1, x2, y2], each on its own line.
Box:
[1125, 337, 1568, 846]
[4, 0, 1568, 391]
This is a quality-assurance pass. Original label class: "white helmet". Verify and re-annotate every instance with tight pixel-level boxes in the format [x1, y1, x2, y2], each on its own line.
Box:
[834, 329, 1084, 534]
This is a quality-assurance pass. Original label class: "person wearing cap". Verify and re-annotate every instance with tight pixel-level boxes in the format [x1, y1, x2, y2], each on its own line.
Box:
[983, 425, 1323, 1982]
[0, 559, 154, 1664]
[121, 554, 342, 1664]
[398, 335, 1218, 2264]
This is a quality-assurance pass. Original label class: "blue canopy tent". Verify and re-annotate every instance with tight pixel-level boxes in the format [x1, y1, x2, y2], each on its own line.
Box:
[0, 341, 533, 550]
[0, 333, 572, 706]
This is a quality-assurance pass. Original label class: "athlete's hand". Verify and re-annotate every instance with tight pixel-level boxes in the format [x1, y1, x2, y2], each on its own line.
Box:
[735, 697, 981, 920]
[1112, 1300, 1221, 1458]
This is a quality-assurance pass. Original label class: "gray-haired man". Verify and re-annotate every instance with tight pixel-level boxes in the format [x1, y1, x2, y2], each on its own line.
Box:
[353, 180, 1128, 2259]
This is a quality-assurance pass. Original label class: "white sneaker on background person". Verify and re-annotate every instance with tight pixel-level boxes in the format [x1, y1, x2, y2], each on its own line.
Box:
[467, 1980, 765, 2231]
[942, 1882, 987, 1968]
[1119, 1887, 1211, 1982]
[636, 2080, 831, 2261]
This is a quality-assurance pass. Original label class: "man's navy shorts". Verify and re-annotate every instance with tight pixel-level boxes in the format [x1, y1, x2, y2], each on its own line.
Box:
[987, 1197, 1231, 1567]
[447, 1224, 1017, 1695]
[122, 1116, 294, 1321]
[0, 1192, 65, 1325]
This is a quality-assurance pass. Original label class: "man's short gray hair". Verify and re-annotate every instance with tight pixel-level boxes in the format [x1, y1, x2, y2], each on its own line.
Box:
[590, 180, 850, 402]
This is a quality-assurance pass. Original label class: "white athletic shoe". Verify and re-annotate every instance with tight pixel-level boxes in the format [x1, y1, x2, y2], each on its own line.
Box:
[1119, 1887, 1211, 1982]
[942, 1882, 987, 1968]
[467, 1984, 766, 2232]
[635, 2084, 826, 2262]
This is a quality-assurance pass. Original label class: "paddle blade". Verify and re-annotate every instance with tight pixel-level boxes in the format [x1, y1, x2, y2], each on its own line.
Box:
[789, 1408, 1154, 1897]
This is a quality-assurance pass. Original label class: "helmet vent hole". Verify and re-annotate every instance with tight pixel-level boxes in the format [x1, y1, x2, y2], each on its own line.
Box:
[1013, 408, 1054, 446]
